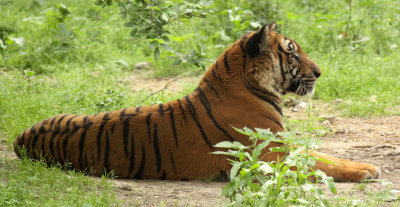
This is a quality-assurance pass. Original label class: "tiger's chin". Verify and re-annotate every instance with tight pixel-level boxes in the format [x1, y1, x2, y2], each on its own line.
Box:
[285, 81, 316, 96]
[295, 85, 315, 96]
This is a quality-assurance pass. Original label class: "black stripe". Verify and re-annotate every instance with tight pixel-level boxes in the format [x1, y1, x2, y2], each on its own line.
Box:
[134, 145, 146, 179]
[196, 88, 235, 141]
[123, 116, 133, 158]
[39, 125, 46, 134]
[48, 115, 67, 161]
[54, 114, 68, 132]
[212, 63, 222, 82]
[60, 115, 77, 136]
[48, 135, 56, 161]
[184, 96, 213, 149]
[104, 131, 110, 173]
[169, 151, 176, 171]
[177, 99, 187, 122]
[135, 106, 142, 112]
[70, 122, 80, 135]
[31, 120, 48, 159]
[277, 52, 287, 82]
[128, 132, 135, 175]
[60, 115, 78, 162]
[48, 115, 60, 130]
[211, 68, 219, 81]
[26, 124, 37, 157]
[277, 43, 286, 54]
[97, 113, 110, 162]
[78, 116, 93, 170]
[245, 81, 279, 99]
[19, 131, 26, 147]
[62, 132, 71, 163]
[160, 171, 166, 180]
[120, 108, 127, 120]
[168, 104, 178, 147]
[111, 123, 116, 134]
[253, 91, 282, 115]
[50, 114, 68, 161]
[224, 51, 230, 74]
[84, 153, 89, 172]
[40, 133, 46, 159]
[203, 79, 220, 99]
[259, 113, 284, 130]
[153, 124, 161, 173]
[146, 113, 153, 141]
[30, 123, 37, 134]
[158, 104, 164, 117]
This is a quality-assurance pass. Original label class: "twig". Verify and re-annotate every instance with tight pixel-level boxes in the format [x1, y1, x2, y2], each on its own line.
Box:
[137, 69, 203, 104]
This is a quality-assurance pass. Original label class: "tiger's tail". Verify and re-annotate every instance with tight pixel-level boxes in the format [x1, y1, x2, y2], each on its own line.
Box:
[13, 114, 77, 165]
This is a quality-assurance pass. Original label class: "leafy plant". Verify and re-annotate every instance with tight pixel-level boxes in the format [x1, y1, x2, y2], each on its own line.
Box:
[213, 128, 336, 206]
[95, 0, 214, 69]
[213, 96, 337, 206]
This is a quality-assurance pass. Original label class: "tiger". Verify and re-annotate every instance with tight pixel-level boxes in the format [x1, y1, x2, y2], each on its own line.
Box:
[14, 23, 380, 182]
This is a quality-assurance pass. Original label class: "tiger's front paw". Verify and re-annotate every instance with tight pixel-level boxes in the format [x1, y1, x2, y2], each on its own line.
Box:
[359, 163, 380, 181]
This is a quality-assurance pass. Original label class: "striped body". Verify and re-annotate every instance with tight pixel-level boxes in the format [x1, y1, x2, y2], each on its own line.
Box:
[14, 23, 381, 182]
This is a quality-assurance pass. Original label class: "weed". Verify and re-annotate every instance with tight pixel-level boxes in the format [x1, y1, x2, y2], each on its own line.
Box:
[213, 96, 336, 206]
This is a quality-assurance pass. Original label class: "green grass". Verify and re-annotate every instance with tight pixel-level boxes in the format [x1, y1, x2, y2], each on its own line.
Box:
[0, 0, 400, 206]
[0, 157, 117, 206]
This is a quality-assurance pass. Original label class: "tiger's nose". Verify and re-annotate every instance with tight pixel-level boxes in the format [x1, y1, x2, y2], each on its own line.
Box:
[312, 64, 321, 79]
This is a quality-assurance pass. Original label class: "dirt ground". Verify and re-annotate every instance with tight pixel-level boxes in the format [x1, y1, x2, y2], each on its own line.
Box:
[1, 71, 400, 206]
[110, 106, 400, 206]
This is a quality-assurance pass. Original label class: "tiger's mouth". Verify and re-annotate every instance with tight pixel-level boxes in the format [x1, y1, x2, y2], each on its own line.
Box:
[287, 76, 316, 96]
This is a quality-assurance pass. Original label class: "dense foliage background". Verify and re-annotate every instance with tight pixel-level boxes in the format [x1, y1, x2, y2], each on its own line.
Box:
[1, 0, 399, 117]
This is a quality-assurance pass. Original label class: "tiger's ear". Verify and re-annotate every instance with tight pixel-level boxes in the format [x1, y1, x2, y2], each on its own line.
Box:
[245, 22, 276, 57]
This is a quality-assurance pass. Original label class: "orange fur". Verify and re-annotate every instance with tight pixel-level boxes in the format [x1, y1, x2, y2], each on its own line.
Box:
[14, 23, 379, 181]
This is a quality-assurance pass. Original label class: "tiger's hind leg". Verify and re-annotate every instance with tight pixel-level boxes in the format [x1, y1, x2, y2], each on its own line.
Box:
[311, 151, 380, 182]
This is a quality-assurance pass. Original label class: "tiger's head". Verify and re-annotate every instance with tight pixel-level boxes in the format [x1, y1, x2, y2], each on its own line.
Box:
[243, 23, 321, 97]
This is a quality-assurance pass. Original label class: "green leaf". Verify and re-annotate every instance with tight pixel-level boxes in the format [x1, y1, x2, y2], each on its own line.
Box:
[315, 156, 339, 166]
[149, 40, 159, 50]
[240, 168, 249, 178]
[214, 141, 235, 148]
[252, 140, 271, 160]
[114, 60, 129, 68]
[160, 13, 169, 22]
[270, 146, 285, 152]
[154, 47, 160, 61]
[255, 128, 273, 136]
[130, 29, 138, 37]
[376, 190, 398, 201]
[124, 22, 135, 27]
[94, 0, 103, 6]
[259, 163, 273, 175]
[221, 182, 235, 197]
[210, 151, 232, 156]
[316, 170, 337, 194]
[250, 163, 259, 170]
[323, 176, 337, 194]
[230, 162, 242, 182]
[160, 43, 174, 53]
[24, 70, 36, 77]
